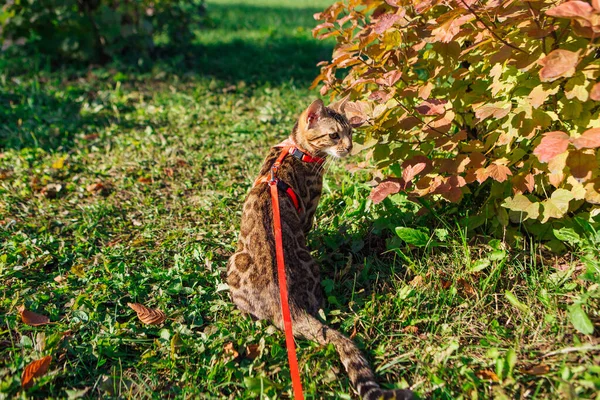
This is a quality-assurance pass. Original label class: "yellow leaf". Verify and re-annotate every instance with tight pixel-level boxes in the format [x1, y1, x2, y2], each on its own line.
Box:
[70, 264, 85, 278]
[567, 176, 587, 200]
[51, 157, 66, 169]
[541, 189, 573, 223]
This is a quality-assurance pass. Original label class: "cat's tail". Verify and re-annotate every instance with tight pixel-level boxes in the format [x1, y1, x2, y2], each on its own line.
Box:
[288, 311, 415, 400]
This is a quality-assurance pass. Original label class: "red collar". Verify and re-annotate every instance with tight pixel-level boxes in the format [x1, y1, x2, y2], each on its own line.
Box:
[274, 137, 325, 164]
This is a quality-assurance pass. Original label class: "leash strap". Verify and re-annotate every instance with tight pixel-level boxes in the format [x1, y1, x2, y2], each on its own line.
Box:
[269, 178, 304, 400]
[268, 145, 304, 399]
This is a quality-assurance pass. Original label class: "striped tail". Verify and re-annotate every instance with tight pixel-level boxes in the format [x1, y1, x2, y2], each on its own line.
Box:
[289, 311, 415, 400]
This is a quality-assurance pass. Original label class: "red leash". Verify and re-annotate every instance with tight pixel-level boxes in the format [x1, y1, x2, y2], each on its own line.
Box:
[257, 143, 324, 400]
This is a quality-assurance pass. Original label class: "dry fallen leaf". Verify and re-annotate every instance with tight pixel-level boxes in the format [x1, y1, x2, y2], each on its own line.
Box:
[402, 326, 419, 334]
[127, 303, 166, 325]
[245, 343, 260, 359]
[476, 369, 500, 382]
[457, 278, 477, 297]
[21, 355, 52, 389]
[224, 342, 239, 359]
[18, 305, 51, 326]
[521, 364, 550, 375]
[137, 177, 152, 184]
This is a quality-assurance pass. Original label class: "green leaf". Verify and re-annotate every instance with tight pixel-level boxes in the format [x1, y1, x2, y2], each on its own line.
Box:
[505, 348, 517, 376]
[489, 249, 506, 261]
[470, 259, 491, 273]
[505, 290, 529, 313]
[395, 227, 429, 247]
[553, 227, 581, 245]
[244, 376, 280, 394]
[568, 304, 594, 335]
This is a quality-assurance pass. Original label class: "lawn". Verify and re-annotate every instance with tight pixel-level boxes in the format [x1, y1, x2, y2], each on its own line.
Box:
[1, 0, 599, 399]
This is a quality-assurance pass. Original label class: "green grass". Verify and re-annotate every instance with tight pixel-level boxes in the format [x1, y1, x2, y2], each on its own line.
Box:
[1, 0, 599, 399]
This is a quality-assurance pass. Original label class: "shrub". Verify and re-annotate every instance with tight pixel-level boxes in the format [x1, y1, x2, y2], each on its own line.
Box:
[0, 0, 205, 64]
[313, 0, 600, 240]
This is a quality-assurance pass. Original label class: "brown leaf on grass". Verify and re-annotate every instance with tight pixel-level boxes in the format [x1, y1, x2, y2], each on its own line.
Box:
[86, 181, 111, 196]
[18, 305, 51, 326]
[538, 49, 580, 82]
[21, 355, 52, 389]
[402, 326, 419, 334]
[521, 363, 550, 375]
[533, 131, 570, 162]
[476, 369, 499, 382]
[245, 344, 260, 359]
[163, 167, 174, 178]
[137, 177, 153, 184]
[127, 303, 166, 325]
[457, 278, 477, 297]
[41, 183, 62, 199]
[224, 342, 239, 359]
[409, 275, 424, 287]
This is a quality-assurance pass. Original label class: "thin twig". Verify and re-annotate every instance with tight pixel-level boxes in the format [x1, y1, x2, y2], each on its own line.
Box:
[542, 344, 600, 358]
[459, 0, 526, 54]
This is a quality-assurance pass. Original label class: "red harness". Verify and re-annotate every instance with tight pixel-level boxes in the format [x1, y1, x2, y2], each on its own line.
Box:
[254, 141, 324, 400]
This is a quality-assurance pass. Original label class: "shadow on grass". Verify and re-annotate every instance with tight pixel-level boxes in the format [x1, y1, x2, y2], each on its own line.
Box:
[0, 2, 332, 151]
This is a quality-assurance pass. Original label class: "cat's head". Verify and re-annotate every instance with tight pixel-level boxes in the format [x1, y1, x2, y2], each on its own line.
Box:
[293, 99, 353, 158]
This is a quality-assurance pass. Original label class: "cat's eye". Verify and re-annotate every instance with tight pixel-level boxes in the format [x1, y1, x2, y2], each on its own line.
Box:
[329, 132, 339, 140]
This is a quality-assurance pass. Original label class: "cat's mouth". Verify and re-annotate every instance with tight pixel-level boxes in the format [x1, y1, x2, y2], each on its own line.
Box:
[325, 148, 351, 158]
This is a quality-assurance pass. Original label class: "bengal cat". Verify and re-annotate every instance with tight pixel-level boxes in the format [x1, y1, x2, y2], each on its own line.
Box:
[227, 99, 414, 400]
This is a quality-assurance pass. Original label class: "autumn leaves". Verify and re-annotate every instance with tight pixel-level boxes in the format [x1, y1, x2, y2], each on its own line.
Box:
[15, 302, 165, 390]
[312, 0, 600, 229]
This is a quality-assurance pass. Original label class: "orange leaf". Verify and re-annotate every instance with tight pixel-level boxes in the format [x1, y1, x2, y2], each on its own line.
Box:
[533, 131, 570, 162]
[591, 83, 600, 101]
[415, 99, 446, 116]
[17, 305, 51, 326]
[369, 180, 403, 204]
[572, 128, 600, 149]
[224, 342, 239, 359]
[538, 49, 580, 82]
[127, 303, 166, 325]
[373, 13, 402, 35]
[546, 1, 593, 19]
[476, 369, 500, 382]
[137, 177, 152, 184]
[487, 164, 512, 183]
[402, 162, 426, 183]
[474, 101, 512, 121]
[21, 355, 52, 389]
[402, 325, 419, 334]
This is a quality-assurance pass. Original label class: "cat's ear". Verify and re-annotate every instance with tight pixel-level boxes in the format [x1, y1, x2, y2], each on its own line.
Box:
[328, 95, 349, 115]
[305, 99, 326, 127]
